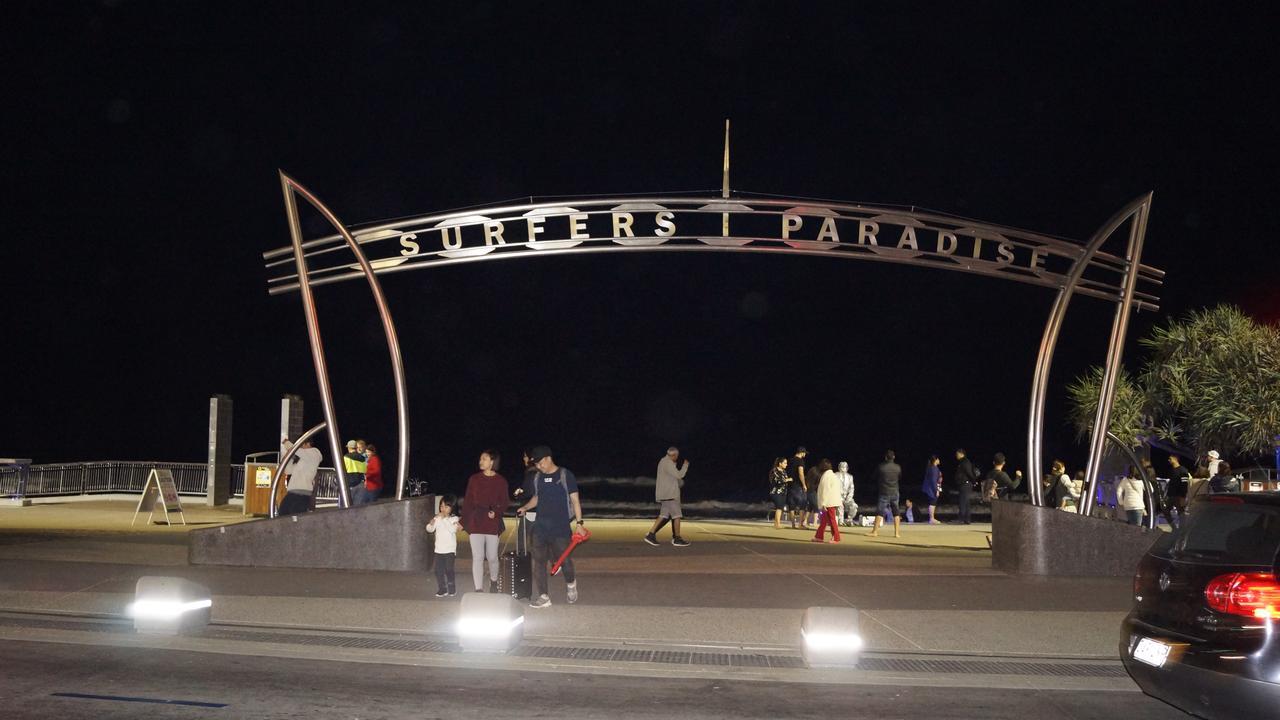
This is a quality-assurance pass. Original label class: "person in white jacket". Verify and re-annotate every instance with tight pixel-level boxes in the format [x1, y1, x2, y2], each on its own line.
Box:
[1116, 467, 1147, 526]
[812, 459, 843, 543]
[835, 461, 857, 526]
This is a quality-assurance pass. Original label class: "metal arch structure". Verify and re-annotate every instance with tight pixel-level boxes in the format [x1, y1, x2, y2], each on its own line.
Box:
[266, 186, 1161, 511]
[279, 172, 410, 505]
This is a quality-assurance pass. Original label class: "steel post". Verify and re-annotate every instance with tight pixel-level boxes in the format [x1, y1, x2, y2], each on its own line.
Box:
[1026, 194, 1155, 507]
[280, 173, 411, 501]
[1079, 196, 1152, 517]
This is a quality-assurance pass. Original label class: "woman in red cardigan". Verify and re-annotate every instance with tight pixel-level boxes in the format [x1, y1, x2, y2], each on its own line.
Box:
[462, 449, 509, 593]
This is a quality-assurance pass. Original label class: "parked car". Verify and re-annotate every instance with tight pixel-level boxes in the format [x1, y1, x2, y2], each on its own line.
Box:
[1121, 492, 1280, 718]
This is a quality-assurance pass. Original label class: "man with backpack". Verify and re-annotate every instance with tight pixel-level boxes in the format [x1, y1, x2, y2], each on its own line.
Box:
[515, 446, 586, 609]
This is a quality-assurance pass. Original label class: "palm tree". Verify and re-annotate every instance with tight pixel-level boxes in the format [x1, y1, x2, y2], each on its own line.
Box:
[1068, 305, 1280, 461]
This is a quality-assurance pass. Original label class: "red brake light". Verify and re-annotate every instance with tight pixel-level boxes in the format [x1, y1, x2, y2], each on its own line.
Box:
[1205, 573, 1280, 619]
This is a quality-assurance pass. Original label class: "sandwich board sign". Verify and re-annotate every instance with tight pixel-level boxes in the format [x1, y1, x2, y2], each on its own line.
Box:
[132, 468, 186, 526]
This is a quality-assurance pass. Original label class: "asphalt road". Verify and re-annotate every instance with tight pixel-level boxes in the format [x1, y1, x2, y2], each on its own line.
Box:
[1, 639, 1189, 720]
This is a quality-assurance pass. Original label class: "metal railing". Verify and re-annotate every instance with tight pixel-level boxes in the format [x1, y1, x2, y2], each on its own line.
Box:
[0, 461, 340, 501]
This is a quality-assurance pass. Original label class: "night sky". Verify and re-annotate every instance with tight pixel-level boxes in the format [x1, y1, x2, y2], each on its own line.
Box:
[7, 2, 1279, 500]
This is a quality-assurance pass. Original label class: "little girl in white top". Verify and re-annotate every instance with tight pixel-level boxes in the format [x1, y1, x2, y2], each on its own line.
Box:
[426, 495, 460, 597]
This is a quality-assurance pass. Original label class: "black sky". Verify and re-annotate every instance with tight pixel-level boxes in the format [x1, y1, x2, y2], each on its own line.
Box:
[6, 2, 1280, 498]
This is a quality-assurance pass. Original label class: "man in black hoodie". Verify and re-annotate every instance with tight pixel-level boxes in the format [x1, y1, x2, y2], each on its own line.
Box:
[954, 448, 977, 524]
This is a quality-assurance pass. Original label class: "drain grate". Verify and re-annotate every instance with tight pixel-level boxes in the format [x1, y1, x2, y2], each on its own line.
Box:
[855, 657, 1125, 678]
[0, 615, 132, 634]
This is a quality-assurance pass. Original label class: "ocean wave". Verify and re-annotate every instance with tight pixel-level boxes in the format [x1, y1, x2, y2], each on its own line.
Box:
[575, 475, 658, 488]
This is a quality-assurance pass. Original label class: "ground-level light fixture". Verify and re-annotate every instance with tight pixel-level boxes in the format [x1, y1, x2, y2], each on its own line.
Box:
[801, 606, 862, 668]
[457, 592, 525, 653]
[128, 576, 212, 635]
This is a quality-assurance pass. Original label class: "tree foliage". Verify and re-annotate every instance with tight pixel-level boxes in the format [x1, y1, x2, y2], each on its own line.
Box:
[1066, 366, 1147, 448]
[1068, 305, 1280, 459]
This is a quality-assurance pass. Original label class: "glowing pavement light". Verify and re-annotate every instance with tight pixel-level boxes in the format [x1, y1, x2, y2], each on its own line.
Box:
[801, 606, 863, 668]
[457, 593, 525, 653]
[129, 576, 212, 635]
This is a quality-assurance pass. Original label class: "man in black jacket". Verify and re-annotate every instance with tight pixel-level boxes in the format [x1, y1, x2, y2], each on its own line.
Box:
[954, 448, 977, 524]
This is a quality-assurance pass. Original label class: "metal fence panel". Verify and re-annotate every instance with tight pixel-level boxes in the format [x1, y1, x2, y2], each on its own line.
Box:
[4, 461, 340, 499]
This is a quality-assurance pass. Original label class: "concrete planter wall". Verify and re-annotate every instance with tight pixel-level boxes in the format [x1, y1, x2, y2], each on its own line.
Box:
[991, 499, 1163, 576]
[189, 496, 435, 572]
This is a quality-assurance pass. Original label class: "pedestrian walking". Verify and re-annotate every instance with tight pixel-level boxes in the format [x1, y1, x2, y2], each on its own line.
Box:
[1166, 455, 1191, 526]
[769, 457, 790, 529]
[463, 450, 508, 593]
[279, 438, 321, 516]
[922, 455, 941, 524]
[985, 453, 1018, 500]
[515, 446, 585, 609]
[426, 494, 460, 597]
[512, 449, 538, 524]
[1116, 466, 1147, 525]
[787, 447, 808, 529]
[804, 461, 822, 530]
[812, 459, 842, 543]
[954, 448, 977, 524]
[645, 447, 690, 547]
[835, 461, 857, 526]
[869, 450, 902, 538]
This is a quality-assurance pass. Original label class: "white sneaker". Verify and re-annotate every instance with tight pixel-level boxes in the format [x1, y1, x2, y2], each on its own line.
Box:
[530, 594, 551, 609]
[566, 581, 578, 604]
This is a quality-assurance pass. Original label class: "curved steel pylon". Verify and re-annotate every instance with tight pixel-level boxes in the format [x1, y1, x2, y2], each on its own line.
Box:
[279, 172, 411, 504]
[1026, 193, 1153, 508]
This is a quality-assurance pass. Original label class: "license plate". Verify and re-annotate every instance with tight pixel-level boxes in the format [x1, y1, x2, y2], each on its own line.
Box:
[1133, 637, 1171, 667]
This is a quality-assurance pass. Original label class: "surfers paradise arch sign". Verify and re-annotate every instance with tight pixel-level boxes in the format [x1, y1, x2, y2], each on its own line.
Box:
[264, 167, 1161, 522]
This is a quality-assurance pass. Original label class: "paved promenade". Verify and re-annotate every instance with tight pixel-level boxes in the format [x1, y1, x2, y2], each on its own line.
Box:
[0, 499, 1133, 662]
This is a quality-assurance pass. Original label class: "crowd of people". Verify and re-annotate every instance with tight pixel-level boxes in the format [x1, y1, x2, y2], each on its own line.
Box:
[767, 446, 1027, 541]
[281, 432, 1251, 606]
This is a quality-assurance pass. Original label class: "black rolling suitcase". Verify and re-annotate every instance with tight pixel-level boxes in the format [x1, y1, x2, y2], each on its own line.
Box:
[498, 516, 532, 599]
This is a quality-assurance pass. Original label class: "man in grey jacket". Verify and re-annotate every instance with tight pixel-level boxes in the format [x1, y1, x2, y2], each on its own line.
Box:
[644, 447, 690, 547]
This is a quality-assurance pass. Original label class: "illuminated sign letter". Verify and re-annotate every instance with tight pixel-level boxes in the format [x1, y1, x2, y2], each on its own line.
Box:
[937, 232, 957, 255]
[971, 236, 984, 259]
[484, 221, 506, 246]
[568, 213, 590, 240]
[399, 232, 420, 257]
[612, 212, 635, 238]
[816, 217, 840, 243]
[858, 220, 879, 246]
[526, 216, 545, 243]
[441, 226, 462, 250]
[654, 211, 677, 237]
[896, 226, 918, 250]
[782, 214, 803, 240]
[996, 242, 1015, 265]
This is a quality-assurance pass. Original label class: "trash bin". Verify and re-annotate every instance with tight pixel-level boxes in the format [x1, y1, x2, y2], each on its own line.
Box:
[243, 452, 284, 516]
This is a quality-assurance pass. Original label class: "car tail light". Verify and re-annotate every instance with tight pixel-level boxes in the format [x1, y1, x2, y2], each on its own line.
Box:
[1204, 572, 1280, 619]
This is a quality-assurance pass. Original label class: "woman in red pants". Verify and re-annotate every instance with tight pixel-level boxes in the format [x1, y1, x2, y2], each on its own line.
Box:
[812, 459, 842, 543]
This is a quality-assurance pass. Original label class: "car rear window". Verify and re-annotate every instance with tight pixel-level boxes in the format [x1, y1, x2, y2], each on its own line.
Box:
[1175, 503, 1280, 566]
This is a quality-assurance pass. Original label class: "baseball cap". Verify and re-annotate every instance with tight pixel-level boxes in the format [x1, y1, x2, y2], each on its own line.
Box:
[529, 445, 553, 463]
[1208, 450, 1220, 459]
